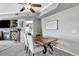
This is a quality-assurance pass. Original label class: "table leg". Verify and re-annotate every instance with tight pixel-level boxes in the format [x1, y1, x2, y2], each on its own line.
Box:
[48, 42, 54, 51]
[47, 42, 54, 55]
[43, 45, 47, 54]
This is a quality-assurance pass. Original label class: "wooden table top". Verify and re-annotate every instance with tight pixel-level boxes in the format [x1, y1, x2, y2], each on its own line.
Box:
[35, 37, 58, 45]
[43, 38, 57, 44]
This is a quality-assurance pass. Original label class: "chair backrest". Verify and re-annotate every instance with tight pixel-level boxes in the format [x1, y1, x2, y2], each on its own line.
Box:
[27, 33, 34, 53]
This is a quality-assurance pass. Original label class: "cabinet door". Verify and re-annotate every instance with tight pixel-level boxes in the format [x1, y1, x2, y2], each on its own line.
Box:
[0, 31, 2, 40]
[10, 20, 17, 28]
[10, 31, 18, 41]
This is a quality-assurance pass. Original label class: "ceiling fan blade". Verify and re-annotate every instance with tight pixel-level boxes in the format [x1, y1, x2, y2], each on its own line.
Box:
[30, 8, 35, 13]
[19, 3, 41, 7]
[20, 7, 25, 12]
[18, 3, 27, 5]
[31, 4, 41, 7]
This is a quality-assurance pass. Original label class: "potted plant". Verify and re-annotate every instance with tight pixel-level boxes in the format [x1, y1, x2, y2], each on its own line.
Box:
[35, 30, 44, 42]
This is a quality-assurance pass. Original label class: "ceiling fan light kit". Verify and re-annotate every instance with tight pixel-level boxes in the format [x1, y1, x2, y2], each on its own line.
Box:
[24, 5, 31, 9]
[19, 3, 41, 13]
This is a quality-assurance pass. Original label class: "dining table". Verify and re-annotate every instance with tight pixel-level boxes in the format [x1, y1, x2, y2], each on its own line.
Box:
[35, 37, 58, 54]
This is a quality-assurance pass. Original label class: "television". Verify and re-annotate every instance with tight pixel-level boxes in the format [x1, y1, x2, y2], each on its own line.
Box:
[0, 20, 10, 28]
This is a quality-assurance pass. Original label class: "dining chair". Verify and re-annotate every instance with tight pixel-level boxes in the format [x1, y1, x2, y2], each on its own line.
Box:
[27, 33, 44, 56]
[24, 32, 29, 53]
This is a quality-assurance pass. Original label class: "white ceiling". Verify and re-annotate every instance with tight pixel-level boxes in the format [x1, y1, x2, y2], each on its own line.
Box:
[0, 3, 22, 14]
[0, 3, 78, 20]
[0, 3, 48, 14]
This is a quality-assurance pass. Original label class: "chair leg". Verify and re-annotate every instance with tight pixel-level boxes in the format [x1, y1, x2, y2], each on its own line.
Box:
[24, 45, 28, 53]
[48, 50, 53, 55]
[24, 45, 26, 50]
[29, 50, 30, 56]
[51, 46, 54, 52]
[26, 46, 28, 53]
[49, 45, 54, 52]
[48, 45, 54, 55]
[33, 53, 34, 56]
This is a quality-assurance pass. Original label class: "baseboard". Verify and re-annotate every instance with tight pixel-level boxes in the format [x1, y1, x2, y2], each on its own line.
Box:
[54, 47, 78, 56]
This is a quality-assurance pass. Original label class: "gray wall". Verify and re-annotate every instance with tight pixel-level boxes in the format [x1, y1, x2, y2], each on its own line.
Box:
[42, 5, 79, 55]
[33, 18, 42, 36]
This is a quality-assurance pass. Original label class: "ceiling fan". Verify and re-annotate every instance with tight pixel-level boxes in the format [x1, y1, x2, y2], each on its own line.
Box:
[19, 3, 41, 13]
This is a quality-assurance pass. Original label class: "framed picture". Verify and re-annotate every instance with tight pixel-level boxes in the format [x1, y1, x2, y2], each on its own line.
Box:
[45, 20, 58, 30]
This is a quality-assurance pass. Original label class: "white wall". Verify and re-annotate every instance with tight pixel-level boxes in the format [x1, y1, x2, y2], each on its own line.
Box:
[42, 5, 79, 55]
[20, 19, 33, 42]
[18, 19, 25, 42]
